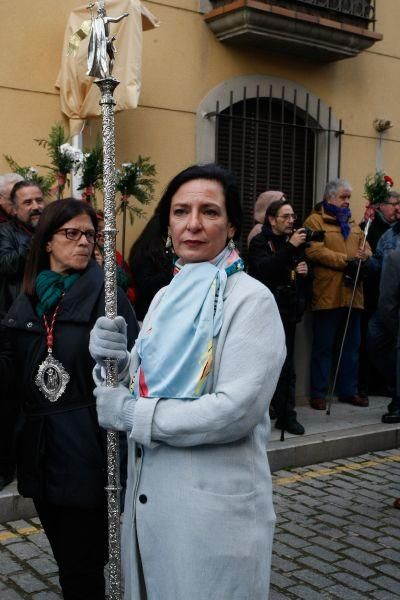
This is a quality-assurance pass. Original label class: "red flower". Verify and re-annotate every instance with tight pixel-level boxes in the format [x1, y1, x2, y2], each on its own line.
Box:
[384, 175, 394, 187]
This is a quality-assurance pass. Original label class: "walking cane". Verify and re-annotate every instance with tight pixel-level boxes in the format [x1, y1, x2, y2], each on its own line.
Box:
[87, 2, 129, 598]
[326, 219, 372, 416]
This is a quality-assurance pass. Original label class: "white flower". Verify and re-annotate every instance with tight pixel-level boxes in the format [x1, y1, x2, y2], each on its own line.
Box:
[28, 167, 37, 174]
[122, 162, 133, 169]
[59, 143, 75, 158]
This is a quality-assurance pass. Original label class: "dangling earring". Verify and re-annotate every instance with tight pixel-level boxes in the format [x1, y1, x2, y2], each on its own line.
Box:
[165, 234, 172, 250]
[228, 238, 236, 251]
[46, 244, 51, 253]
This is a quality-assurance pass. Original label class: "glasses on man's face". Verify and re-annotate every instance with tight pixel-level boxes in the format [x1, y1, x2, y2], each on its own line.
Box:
[55, 228, 97, 243]
[384, 201, 400, 207]
[278, 214, 297, 221]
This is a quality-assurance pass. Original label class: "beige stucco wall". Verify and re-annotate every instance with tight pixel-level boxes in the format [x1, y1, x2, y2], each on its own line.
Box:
[1, 0, 400, 250]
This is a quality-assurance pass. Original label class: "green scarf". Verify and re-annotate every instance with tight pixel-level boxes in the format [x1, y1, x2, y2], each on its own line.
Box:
[35, 270, 80, 318]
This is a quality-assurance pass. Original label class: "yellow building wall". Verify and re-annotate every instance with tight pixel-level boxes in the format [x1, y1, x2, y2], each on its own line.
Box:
[1, 0, 400, 251]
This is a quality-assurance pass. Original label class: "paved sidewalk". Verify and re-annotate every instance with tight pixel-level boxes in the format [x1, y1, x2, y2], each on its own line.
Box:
[0, 449, 399, 598]
[271, 449, 400, 599]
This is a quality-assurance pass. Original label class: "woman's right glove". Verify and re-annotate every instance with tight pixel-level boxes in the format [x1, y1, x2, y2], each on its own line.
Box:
[94, 383, 135, 431]
[89, 316, 129, 372]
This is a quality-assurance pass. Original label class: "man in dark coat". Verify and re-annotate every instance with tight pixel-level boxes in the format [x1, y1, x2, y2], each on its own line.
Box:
[359, 190, 400, 397]
[0, 181, 44, 490]
[0, 181, 45, 318]
[248, 197, 309, 435]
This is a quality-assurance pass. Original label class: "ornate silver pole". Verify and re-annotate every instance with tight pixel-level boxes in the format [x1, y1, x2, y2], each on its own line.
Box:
[87, 2, 129, 598]
[96, 75, 122, 600]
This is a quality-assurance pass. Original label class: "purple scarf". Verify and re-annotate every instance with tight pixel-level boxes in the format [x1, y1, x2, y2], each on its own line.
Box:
[323, 201, 351, 240]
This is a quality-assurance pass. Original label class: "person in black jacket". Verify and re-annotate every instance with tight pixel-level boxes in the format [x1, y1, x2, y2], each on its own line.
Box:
[2, 199, 138, 600]
[0, 181, 45, 319]
[248, 197, 309, 436]
[0, 181, 45, 490]
[128, 211, 173, 321]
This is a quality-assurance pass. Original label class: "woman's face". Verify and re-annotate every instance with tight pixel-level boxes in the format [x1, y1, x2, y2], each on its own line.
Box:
[169, 179, 235, 263]
[47, 214, 95, 274]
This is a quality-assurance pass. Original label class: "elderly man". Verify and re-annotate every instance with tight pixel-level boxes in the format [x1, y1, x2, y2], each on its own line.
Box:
[0, 181, 45, 318]
[0, 173, 23, 224]
[358, 190, 400, 397]
[304, 179, 371, 410]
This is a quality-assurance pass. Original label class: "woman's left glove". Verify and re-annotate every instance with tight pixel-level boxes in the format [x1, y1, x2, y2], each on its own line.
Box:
[94, 384, 135, 432]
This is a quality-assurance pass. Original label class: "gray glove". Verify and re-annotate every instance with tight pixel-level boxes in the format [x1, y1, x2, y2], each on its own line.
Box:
[94, 384, 135, 431]
[89, 316, 129, 371]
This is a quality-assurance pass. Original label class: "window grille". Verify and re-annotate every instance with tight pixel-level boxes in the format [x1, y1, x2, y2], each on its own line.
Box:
[207, 85, 343, 252]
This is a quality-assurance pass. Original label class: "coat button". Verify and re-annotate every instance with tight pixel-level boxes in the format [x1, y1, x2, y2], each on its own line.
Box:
[8, 318, 14, 324]
[26, 322, 33, 328]
[136, 447, 142, 458]
[139, 494, 147, 504]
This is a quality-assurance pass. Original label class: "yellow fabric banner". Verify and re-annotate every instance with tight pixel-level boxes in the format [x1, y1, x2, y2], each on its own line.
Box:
[55, 0, 159, 135]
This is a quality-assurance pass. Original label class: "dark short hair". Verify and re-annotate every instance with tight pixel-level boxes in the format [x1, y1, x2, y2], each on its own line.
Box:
[23, 198, 98, 296]
[10, 181, 43, 205]
[266, 198, 293, 219]
[158, 163, 242, 240]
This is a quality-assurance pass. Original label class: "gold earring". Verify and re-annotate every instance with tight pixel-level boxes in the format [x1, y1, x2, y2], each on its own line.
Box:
[227, 238, 236, 251]
[165, 234, 172, 250]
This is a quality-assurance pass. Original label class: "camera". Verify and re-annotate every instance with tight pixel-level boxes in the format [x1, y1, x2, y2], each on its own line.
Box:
[303, 227, 325, 243]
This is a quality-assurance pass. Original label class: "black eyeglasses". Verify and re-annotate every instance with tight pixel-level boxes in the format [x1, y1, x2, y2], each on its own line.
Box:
[54, 228, 97, 243]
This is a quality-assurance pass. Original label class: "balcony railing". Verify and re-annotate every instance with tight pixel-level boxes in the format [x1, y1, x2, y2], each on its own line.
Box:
[204, 0, 382, 61]
[209, 0, 376, 29]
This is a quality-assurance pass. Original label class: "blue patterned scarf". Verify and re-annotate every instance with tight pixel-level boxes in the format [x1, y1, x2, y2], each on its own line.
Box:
[133, 247, 244, 399]
[323, 201, 352, 240]
[35, 270, 80, 318]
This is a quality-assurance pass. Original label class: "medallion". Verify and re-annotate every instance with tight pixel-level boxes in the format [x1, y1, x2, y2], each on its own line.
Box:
[35, 351, 70, 402]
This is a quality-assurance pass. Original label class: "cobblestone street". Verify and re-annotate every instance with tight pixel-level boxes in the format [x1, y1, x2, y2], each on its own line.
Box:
[0, 449, 399, 598]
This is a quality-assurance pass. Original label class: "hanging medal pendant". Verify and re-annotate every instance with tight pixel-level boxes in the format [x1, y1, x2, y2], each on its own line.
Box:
[35, 349, 70, 402]
[35, 300, 69, 402]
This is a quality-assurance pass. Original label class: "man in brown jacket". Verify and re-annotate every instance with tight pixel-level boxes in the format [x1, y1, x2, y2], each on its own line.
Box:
[304, 179, 371, 410]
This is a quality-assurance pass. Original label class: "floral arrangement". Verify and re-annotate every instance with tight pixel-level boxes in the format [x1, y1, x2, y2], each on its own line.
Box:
[4, 155, 55, 196]
[35, 124, 83, 199]
[363, 171, 394, 221]
[115, 156, 157, 224]
[364, 171, 393, 205]
[77, 138, 103, 208]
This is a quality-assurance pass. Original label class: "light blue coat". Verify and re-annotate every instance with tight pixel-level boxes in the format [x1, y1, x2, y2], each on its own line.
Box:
[110, 271, 285, 599]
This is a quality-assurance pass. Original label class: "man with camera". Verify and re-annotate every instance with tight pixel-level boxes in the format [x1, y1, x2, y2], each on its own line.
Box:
[248, 196, 311, 435]
[304, 179, 371, 411]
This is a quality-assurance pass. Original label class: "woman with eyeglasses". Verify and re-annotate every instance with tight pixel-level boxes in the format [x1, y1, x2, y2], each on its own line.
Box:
[2, 198, 138, 599]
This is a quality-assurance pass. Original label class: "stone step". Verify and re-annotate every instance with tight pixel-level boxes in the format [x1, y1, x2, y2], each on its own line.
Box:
[268, 395, 400, 471]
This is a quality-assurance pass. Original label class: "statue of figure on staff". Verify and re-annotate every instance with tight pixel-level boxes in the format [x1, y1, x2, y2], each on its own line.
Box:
[87, 1, 129, 78]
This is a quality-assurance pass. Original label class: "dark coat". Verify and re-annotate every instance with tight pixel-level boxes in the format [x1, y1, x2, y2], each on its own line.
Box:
[361, 212, 391, 311]
[248, 225, 309, 323]
[0, 219, 34, 318]
[3, 261, 139, 508]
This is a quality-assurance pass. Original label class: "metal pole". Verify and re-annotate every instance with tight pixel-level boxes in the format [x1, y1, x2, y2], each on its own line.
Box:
[83, 2, 129, 596]
[326, 219, 372, 415]
[95, 75, 122, 600]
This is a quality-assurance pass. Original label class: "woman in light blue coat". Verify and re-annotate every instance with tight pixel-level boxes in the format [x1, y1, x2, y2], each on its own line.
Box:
[90, 164, 286, 599]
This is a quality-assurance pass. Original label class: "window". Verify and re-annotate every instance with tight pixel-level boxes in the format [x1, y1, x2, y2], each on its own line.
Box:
[197, 76, 343, 250]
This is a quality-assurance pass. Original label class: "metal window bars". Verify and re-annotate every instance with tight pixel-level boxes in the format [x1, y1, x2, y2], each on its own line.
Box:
[207, 85, 344, 253]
